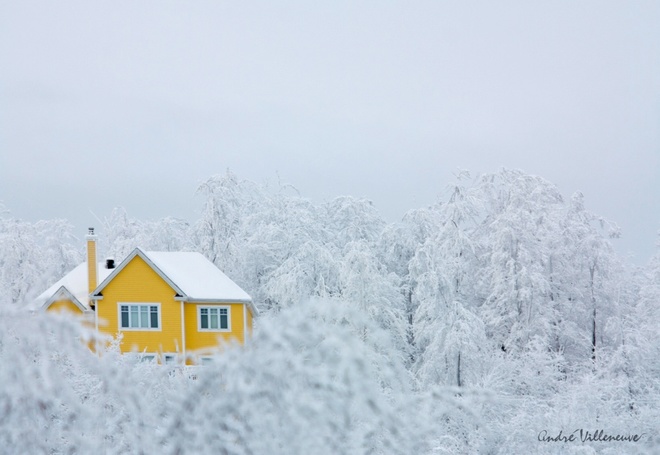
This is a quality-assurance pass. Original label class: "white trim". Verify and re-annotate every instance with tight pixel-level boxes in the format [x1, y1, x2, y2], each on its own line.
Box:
[247, 301, 258, 318]
[243, 304, 247, 343]
[93, 248, 186, 299]
[41, 286, 87, 312]
[180, 300, 186, 362]
[94, 298, 99, 355]
[117, 302, 162, 331]
[197, 305, 231, 332]
[184, 297, 252, 304]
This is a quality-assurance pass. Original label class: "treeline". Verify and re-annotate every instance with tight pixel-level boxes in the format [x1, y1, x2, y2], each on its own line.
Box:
[1, 168, 658, 453]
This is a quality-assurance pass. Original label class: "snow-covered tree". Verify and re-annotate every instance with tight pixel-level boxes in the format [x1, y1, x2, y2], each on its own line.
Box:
[378, 205, 444, 362]
[0, 215, 80, 305]
[193, 170, 266, 273]
[239, 188, 329, 309]
[561, 191, 622, 365]
[264, 240, 340, 308]
[102, 207, 192, 260]
[324, 196, 385, 249]
[339, 240, 409, 362]
[411, 174, 484, 388]
[475, 169, 565, 353]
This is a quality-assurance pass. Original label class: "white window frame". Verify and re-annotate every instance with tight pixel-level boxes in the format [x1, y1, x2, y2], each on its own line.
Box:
[118, 303, 162, 331]
[198, 305, 231, 332]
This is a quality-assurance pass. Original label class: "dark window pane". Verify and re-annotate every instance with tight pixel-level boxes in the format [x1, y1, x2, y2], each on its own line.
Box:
[150, 307, 158, 328]
[201, 314, 208, 329]
[220, 314, 228, 329]
[121, 308, 129, 328]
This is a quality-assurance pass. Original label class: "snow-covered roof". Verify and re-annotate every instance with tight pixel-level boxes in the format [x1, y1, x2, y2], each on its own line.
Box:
[35, 249, 255, 314]
[92, 249, 254, 308]
[35, 261, 114, 310]
[43, 286, 88, 313]
[141, 250, 252, 303]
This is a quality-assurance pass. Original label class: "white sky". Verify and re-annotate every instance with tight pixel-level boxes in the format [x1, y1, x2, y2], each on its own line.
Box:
[1, 1, 658, 264]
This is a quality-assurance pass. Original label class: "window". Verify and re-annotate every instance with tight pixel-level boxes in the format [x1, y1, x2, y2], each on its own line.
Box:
[199, 306, 230, 331]
[119, 304, 160, 330]
[163, 354, 177, 365]
[124, 353, 156, 364]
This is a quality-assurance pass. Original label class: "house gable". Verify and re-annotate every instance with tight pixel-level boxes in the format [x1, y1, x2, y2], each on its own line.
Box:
[93, 248, 184, 300]
[43, 286, 86, 314]
[94, 252, 184, 354]
[36, 261, 114, 311]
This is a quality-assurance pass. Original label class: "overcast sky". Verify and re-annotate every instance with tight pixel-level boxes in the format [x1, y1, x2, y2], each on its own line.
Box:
[1, 1, 658, 264]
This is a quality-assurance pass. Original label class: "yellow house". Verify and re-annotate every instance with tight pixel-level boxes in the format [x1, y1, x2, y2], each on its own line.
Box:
[37, 228, 257, 364]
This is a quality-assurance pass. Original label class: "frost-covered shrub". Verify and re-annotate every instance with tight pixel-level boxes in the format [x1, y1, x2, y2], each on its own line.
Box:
[0, 309, 182, 454]
[164, 299, 435, 455]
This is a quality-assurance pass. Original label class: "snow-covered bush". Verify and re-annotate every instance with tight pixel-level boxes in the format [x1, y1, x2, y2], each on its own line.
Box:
[165, 298, 438, 455]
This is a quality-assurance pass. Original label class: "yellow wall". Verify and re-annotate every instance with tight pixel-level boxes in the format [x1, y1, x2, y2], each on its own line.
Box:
[184, 302, 246, 355]
[97, 255, 183, 355]
[95, 253, 254, 362]
[47, 299, 83, 314]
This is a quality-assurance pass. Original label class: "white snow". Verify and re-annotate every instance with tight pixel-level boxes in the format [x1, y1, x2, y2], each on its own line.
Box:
[143, 251, 252, 303]
[35, 261, 114, 309]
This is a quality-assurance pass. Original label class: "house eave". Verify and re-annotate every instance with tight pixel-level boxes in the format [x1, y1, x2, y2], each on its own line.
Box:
[41, 286, 87, 313]
[182, 297, 251, 304]
[92, 247, 186, 298]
